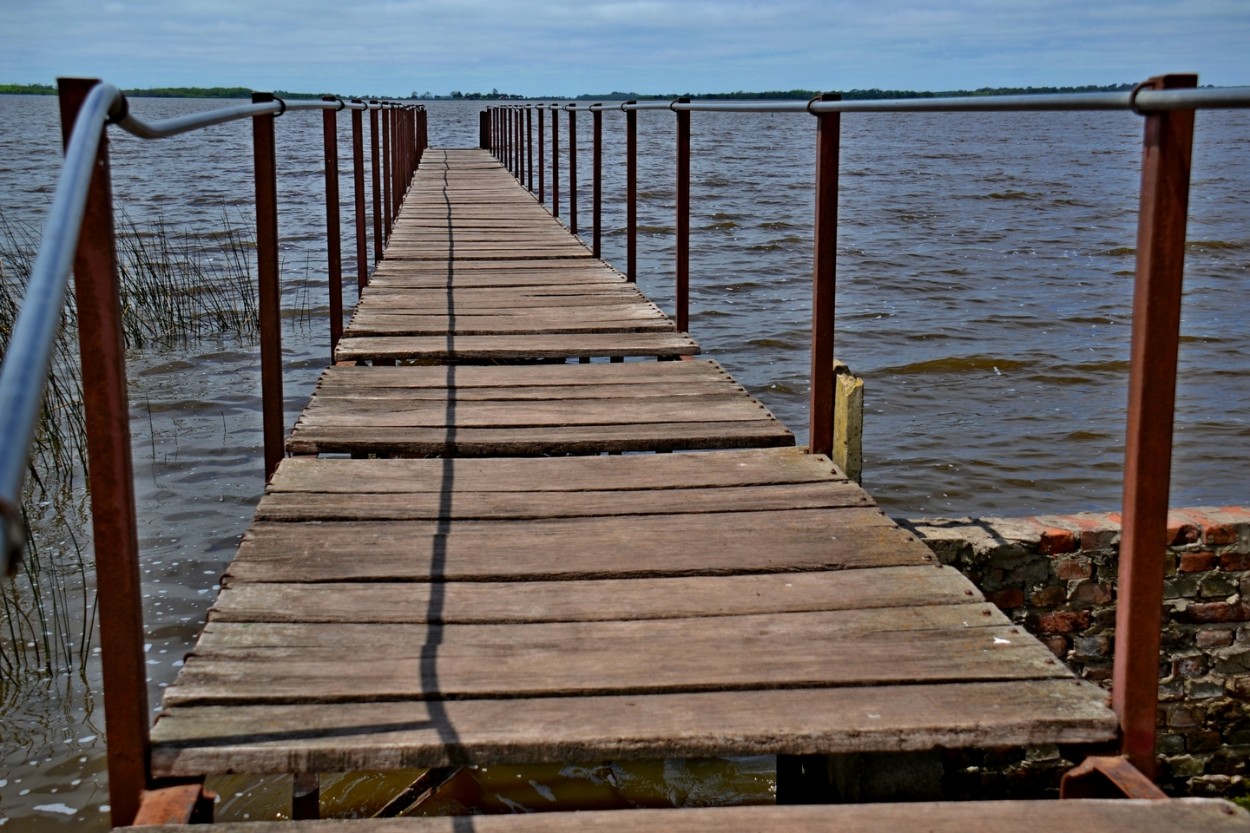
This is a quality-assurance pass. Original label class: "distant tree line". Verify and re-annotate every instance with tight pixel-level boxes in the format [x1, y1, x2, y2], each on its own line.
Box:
[0, 82, 1158, 102]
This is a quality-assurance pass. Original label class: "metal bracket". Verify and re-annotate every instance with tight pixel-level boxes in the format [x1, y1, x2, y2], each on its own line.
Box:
[1060, 755, 1167, 799]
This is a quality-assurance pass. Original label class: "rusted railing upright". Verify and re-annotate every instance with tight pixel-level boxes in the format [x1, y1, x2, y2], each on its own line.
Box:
[351, 99, 368, 292]
[370, 102, 383, 259]
[56, 76, 149, 829]
[808, 93, 841, 457]
[675, 98, 691, 332]
[592, 104, 602, 258]
[551, 103, 561, 218]
[626, 102, 637, 281]
[538, 105, 546, 202]
[251, 92, 285, 481]
[568, 105, 578, 233]
[381, 105, 392, 242]
[1114, 73, 1199, 779]
[527, 106, 534, 192]
[321, 97, 344, 355]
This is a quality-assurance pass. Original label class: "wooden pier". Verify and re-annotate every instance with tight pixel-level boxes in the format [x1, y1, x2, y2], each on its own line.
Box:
[129, 149, 1243, 831]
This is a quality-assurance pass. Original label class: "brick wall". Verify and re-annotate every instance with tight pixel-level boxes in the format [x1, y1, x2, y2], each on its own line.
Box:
[900, 506, 1250, 798]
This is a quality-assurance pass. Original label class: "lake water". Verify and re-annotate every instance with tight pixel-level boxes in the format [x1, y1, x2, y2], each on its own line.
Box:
[0, 94, 1247, 828]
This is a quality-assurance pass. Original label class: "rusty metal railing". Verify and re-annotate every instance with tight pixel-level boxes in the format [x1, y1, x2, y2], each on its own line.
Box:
[0, 77, 426, 826]
[484, 76, 1250, 787]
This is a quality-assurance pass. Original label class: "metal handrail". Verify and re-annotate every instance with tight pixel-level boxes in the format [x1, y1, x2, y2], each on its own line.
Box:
[515, 85, 1250, 114]
[0, 81, 121, 576]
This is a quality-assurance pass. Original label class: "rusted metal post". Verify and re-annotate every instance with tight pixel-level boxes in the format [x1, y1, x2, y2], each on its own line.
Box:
[418, 107, 427, 165]
[568, 105, 578, 233]
[809, 93, 841, 458]
[538, 106, 546, 202]
[351, 100, 368, 293]
[252, 93, 285, 481]
[381, 105, 392, 241]
[513, 108, 521, 177]
[675, 98, 690, 332]
[479, 109, 490, 150]
[1114, 73, 1198, 780]
[593, 106, 602, 259]
[626, 103, 637, 282]
[552, 104, 561, 218]
[370, 103, 383, 260]
[56, 76, 149, 830]
[526, 106, 534, 192]
[321, 98, 344, 355]
[391, 105, 402, 222]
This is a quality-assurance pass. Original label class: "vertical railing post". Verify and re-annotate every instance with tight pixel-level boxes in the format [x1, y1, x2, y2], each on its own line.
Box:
[391, 105, 402, 223]
[526, 106, 534, 192]
[479, 108, 491, 150]
[626, 102, 637, 282]
[351, 100, 368, 293]
[252, 92, 285, 482]
[56, 77, 148, 829]
[420, 107, 428, 164]
[1113, 73, 1198, 779]
[674, 98, 691, 333]
[808, 93, 841, 458]
[568, 105, 578, 234]
[381, 105, 392, 241]
[592, 105, 602, 259]
[370, 102, 383, 261]
[538, 106, 546, 203]
[321, 97, 344, 356]
[552, 103, 561, 219]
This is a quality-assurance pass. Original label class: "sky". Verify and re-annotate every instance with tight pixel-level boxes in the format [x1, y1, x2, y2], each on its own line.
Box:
[2, 0, 1247, 97]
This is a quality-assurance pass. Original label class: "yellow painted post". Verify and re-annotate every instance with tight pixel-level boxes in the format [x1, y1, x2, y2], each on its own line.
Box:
[832, 360, 863, 483]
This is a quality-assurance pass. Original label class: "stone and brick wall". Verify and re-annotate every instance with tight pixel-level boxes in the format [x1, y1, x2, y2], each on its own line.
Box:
[900, 506, 1250, 798]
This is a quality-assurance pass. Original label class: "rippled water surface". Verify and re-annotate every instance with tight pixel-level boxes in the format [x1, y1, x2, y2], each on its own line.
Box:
[0, 95, 1247, 828]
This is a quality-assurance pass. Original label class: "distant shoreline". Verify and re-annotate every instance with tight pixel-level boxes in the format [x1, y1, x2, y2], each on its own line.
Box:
[1, 82, 1143, 101]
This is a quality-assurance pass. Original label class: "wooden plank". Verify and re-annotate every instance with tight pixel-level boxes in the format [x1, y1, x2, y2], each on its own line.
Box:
[285, 419, 794, 456]
[344, 313, 674, 336]
[163, 606, 1069, 707]
[306, 380, 740, 402]
[210, 566, 985, 625]
[116, 799, 1250, 833]
[312, 360, 736, 389]
[226, 509, 929, 584]
[255, 482, 869, 522]
[266, 448, 845, 493]
[293, 395, 782, 429]
[333, 333, 699, 361]
[149, 680, 1118, 775]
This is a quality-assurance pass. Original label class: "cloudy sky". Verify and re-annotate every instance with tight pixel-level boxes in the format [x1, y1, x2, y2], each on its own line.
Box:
[3, 0, 1247, 97]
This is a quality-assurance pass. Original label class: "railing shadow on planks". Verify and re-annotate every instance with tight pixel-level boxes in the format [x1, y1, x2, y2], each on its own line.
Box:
[0, 74, 1247, 828]
[481, 75, 1250, 794]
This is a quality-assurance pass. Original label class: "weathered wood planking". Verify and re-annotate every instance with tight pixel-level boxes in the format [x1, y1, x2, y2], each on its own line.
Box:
[152, 680, 1116, 775]
[225, 509, 925, 584]
[288, 360, 791, 455]
[333, 333, 699, 361]
[210, 566, 985, 624]
[119, 800, 1250, 833]
[147, 149, 1122, 798]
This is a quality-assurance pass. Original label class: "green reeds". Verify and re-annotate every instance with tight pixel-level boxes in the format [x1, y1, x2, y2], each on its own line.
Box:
[0, 209, 260, 682]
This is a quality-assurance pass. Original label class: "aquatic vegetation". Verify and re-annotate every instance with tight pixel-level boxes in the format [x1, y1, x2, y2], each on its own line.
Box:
[0, 209, 260, 681]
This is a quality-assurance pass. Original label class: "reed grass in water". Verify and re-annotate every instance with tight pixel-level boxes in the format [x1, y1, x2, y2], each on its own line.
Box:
[0, 210, 260, 682]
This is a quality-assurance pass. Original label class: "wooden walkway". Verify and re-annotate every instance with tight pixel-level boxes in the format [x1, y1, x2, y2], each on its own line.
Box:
[130, 149, 1243, 831]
